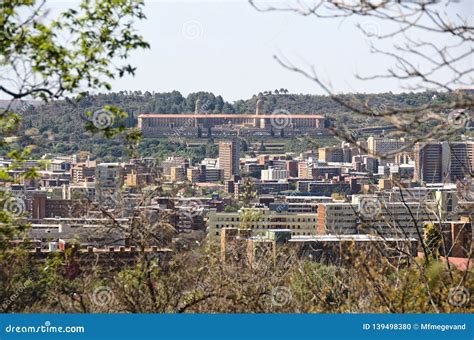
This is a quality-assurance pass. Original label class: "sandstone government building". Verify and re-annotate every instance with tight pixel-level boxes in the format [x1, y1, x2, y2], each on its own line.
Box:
[138, 99, 327, 137]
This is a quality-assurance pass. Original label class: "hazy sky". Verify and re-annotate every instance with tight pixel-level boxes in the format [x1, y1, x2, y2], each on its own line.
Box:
[116, 0, 402, 100]
[45, 1, 474, 101]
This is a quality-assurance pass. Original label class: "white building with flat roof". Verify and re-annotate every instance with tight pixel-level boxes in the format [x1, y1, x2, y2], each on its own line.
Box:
[207, 207, 318, 241]
[261, 168, 289, 181]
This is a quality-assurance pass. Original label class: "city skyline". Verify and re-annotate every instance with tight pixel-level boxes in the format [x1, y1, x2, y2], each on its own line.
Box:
[1, 0, 472, 326]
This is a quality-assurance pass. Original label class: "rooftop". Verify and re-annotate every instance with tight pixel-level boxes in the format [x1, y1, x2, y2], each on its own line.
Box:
[139, 113, 325, 119]
[289, 234, 418, 243]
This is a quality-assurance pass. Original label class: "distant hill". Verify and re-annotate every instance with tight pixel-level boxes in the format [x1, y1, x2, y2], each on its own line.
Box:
[8, 90, 454, 160]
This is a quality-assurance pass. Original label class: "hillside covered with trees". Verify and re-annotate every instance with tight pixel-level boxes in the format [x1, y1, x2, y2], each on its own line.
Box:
[15, 90, 453, 160]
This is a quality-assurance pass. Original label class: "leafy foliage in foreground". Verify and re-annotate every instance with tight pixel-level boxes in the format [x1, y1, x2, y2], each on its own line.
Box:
[0, 245, 471, 313]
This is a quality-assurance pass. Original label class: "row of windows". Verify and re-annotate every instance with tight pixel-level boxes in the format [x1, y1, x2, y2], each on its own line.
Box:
[325, 213, 356, 217]
[214, 224, 317, 230]
[215, 231, 315, 236]
[214, 217, 317, 222]
[328, 207, 354, 211]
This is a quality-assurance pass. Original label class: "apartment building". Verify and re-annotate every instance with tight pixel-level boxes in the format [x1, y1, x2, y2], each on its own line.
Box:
[298, 161, 311, 179]
[319, 146, 344, 163]
[367, 136, 408, 161]
[71, 161, 96, 183]
[297, 181, 351, 195]
[126, 170, 153, 187]
[317, 203, 358, 234]
[207, 207, 318, 240]
[449, 142, 474, 181]
[414, 141, 474, 183]
[317, 197, 438, 239]
[95, 163, 123, 188]
[187, 165, 224, 183]
[64, 181, 96, 200]
[170, 166, 186, 182]
[161, 156, 189, 176]
[28, 217, 130, 247]
[95, 163, 124, 202]
[261, 168, 289, 181]
[219, 140, 240, 179]
[235, 180, 290, 197]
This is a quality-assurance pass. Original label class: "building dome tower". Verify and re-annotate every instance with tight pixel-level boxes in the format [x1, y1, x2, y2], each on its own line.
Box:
[255, 97, 265, 128]
[193, 97, 202, 128]
[256, 97, 264, 115]
[195, 97, 202, 114]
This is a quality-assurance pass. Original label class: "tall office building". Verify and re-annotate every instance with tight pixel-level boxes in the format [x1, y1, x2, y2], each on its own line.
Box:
[449, 142, 474, 181]
[414, 142, 473, 183]
[318, 144, 354, 163]
[367, 137, 408, 163]
[414, 142, 447, 183]
[219, 140, 240, 179]
[318, 146, 344, 163]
